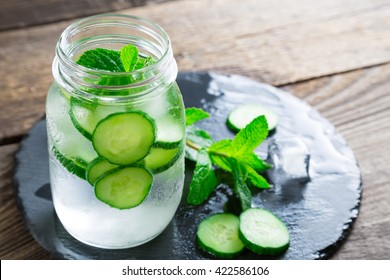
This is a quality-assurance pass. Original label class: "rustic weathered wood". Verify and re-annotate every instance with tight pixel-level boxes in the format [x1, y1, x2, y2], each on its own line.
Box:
[0, 0, 171, 31]
[1, 0, 390, 144]
[0, 0, 390, 259]
[0, 144, 52, 259]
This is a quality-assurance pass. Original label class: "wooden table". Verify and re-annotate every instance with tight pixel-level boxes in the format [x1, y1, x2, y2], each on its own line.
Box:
[1, 0, 389, 260]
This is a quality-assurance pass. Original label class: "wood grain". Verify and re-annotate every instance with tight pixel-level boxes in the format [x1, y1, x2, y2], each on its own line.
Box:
[0, 0, 390, 259]
[0, 144, 52, 259]
[0, 0, 171, 31]
[1, 0, 390, 144]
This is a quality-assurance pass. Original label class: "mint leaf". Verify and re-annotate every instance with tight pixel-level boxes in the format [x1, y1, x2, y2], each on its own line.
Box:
[236, 152, 271, 172]
[208, 139, 232, 154]
[229, 158, 252, 211]
[208, 139, 232, 171]
[135, 56, 155, 70]
[246, 165, 270, 189]
[185, 126, 213, 161]
[184, 107, 271, 211]
[76, 48, 124, 72]
[98, 75, 133, 86]
[186, 126, 213, 147]
[120, 45, 139, 72]
[185, 107, 210, 126]
[231, 115, 268, 156]
[208, 139, 271, 174]
[187, 148, 218, 205]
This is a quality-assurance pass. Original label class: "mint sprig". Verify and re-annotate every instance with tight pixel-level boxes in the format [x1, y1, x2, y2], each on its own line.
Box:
[75, 44, 156, 94]
[76, 44, 155, 74]
[185, 107, 271, 210]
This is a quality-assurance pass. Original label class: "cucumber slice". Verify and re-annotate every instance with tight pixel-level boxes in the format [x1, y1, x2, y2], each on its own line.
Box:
[70, 98, 128, 140]
[144, 145, 183, 173]
[239, 208, 290, 255]
[69, 98, 97, 140]
[94, 166, 153, 209]
[86, 157, 119, 185]
[155, 116, 184, 148]
[227, 104, 278, 132]
[92, 112, 156, 165]
[47, 84, 98, 177]
[196, 213, 245, 259]
[52, 147, 87, 180]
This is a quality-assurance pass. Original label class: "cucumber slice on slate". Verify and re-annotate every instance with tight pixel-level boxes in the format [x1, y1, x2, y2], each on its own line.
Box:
[227, 104, 278, 132]
[239, 208, 290, 255]
[196, 213, 245, 259]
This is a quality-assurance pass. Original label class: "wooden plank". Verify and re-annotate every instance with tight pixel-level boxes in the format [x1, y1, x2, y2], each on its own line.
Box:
[135, 0, 390, 85]
[1, 64, 389, 259]
[0, 0, 170, 31]
[1, 0, 390, 143]
[0, 0, 390, 259]
[283, 66, 390, 259]
[0, 144, 52, 259]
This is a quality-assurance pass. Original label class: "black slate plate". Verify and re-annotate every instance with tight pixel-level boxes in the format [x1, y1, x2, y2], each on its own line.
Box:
[14, 72, 362, 260]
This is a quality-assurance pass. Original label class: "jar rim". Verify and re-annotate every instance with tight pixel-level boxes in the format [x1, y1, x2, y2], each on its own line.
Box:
[53, 14, 178, 103]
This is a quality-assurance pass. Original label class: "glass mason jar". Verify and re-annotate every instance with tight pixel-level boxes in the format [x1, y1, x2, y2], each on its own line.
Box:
[47, 14, 185, 249]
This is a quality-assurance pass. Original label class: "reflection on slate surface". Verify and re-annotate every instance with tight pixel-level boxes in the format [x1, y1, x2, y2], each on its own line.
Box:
[14, 72, 361, 260]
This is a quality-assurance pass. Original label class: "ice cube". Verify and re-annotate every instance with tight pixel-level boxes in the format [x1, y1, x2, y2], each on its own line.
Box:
[266, 137, 310, 185]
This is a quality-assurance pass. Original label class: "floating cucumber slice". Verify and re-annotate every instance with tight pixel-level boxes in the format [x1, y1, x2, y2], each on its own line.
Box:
[92, 112, 156, 165]
[196, 213, 245, 259]
[47, 85, 98, 177]
[138, 83, 182, 119]
[155, 116, 184, 149]
[69, 98, 97, 140]
[52, 147, 88, 180]
[95, 166, 153, 209]
[144, 144, 183, 173]
[70, 98, 128, 140]
[227, 104, 278, 132]
[239, 208, 290, 255]
[86, 157, 119, 185]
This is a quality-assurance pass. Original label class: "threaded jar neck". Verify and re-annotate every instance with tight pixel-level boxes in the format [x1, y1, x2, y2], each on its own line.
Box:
[53, 14, 177, 104]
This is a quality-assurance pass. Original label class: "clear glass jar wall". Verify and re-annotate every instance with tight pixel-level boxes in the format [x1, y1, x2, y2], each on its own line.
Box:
[47, 14, 185, 249]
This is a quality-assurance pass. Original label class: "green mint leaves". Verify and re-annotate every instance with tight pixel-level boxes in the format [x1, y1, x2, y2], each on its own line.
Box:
[76, 48, 124, 72]
[120, 45, 139, 72]
[185, 107, 271, 210]
[229, 158, 252, 211]
[187, 149, 218, 205]
[185, 107, 210, 126]
[76, 44, 154, 73]
[75, 44, 156, 94]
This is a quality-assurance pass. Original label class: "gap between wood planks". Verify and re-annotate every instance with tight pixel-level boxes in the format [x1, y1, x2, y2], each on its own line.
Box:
[0, 60, 389, 147]
[275, 61, 390, 87]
